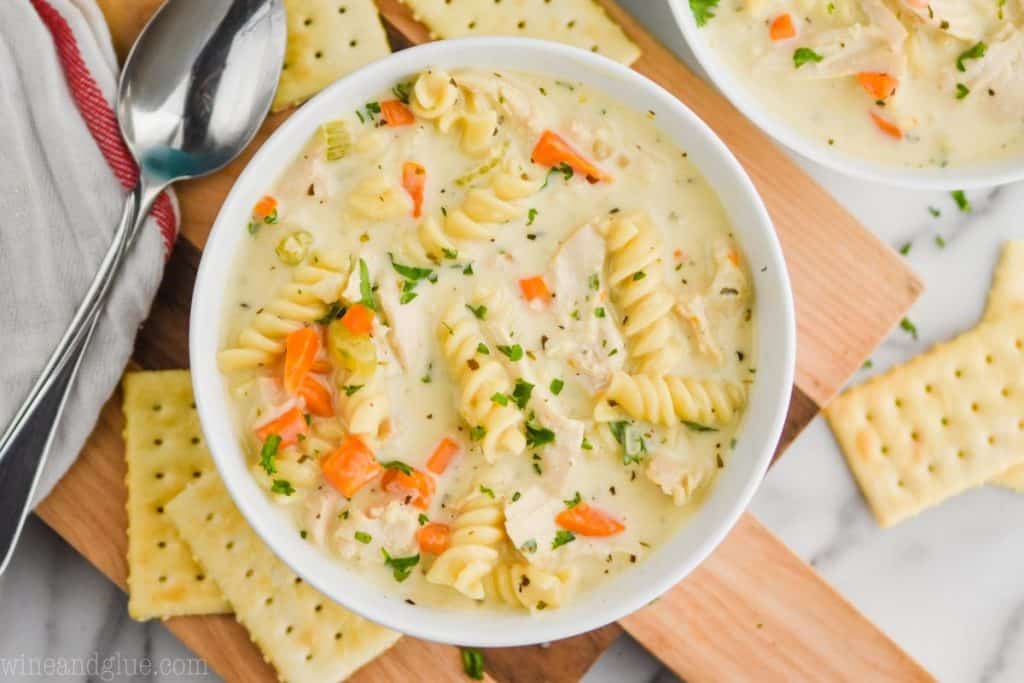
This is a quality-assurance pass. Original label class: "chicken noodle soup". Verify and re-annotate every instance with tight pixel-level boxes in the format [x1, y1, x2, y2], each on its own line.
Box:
[218, 68, 755, 611]
[694, 0, 1024, 168]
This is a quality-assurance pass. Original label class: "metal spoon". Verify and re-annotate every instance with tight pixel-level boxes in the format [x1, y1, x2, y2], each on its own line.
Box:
[0, 0, 286, 574]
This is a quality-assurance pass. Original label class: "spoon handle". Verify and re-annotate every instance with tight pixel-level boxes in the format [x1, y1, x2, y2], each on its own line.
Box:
[0, 182, 158, 573]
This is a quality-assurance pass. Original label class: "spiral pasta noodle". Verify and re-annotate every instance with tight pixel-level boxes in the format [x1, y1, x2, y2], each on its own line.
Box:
[488, 562, 579, 612]
[337, 381, 391, 448]
[217, 250, 349, 371]
[599, 211, 683, 373]
[445, 163, 542, 241]
[410, 69, 498, 157]
[426, 491, 507, 600]
[596, 371, 746, 427]
[438, 301, 525, 462]
[348, 172, 410, 221]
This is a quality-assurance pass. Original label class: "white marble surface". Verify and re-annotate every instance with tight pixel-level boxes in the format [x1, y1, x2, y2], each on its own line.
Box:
[2, 2, 1023, 681]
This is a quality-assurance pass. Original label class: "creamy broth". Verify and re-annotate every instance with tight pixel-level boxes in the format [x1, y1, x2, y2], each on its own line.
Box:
[697, 0, 1024, 168]
[217, 68, 755, 611]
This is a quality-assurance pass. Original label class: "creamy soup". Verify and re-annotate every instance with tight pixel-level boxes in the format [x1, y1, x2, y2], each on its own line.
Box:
[217, 68, 755, 612]
[695, 0, 1024, 168]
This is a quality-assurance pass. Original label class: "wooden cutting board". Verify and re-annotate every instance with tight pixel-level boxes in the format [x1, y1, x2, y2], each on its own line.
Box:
[38, 1, 932, 681]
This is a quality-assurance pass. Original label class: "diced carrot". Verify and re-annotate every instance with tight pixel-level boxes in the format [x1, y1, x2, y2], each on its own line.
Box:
[518, 275, 552, 303]
[857, 72, 898, 100]
[321, 436, 382, 498]
[402, 161, 426, 218]
[311, 358, 333, 374]
[555, 503, 625, 537]
[254, 406, 309, 447]
[341, 303, 374, 336]
[869, 111, 903, 140]
[426, 437, 460, 474]
[769, 13, 796, 41]
[252, 195, 277, 220]
[299, 375, 334, 417]
[381, 467, 435, 509]
[283, 327, 320, 395]
[416, 522, 451, 555]
[531, 130, 611, 183]
[381, 99, 415, 126]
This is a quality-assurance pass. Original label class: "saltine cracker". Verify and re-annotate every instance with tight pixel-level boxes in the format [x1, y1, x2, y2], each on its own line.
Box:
[123, 370, 230, 619]
[166, 475, 401, 683]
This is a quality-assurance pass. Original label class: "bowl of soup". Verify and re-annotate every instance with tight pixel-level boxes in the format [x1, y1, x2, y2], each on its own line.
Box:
[669, 0, 1024, 188]
[190, 37, 795, 646]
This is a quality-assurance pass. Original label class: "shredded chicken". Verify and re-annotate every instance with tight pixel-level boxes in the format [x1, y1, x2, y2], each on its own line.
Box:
[334, 501, 419, 563]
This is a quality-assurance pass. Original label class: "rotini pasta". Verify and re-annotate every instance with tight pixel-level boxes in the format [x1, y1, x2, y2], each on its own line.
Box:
[595, 371, 746, 427]
[411, 69, 498, 157]
[348, 172, 410, 221]
[488, 563, 579, 612]
[217, 250, 349, 371]
[426, 491, 507, 600]
[437, 300, 525, 461]
[599, 211, 684, 373]
[336, 381, 391, 449]
[444, 163, 542, 241]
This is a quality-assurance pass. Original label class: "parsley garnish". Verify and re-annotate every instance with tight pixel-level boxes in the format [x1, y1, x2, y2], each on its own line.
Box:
[608, 421, 646, 464]
[391, 81, 412, 104]
[343, 384, 364, 396]
[418, 513, 429, 525]
[956, 42, 986, 72]
[793, 47, 824, 68]
[358, 258, 376, 311]
[632, 271, 647, 281]
[512, 379, 534, 409]
[951, 190, 971, 212]
[520, 539, 538, 553]
[259, 434, 281, 476]
[526, 208, 538, 226]
[525, 419, 555, 448]
[682, 420, 718, 433]
[354, 531, 372, 544]
[588, 273, 600, 291]
[271, 479, 295, 496]
[442, 247, 458, 260]
[315, 301, 345, 324]
[552, 530, 576, 549]
[594, 307, 606, 318]
[390, 253, 436, 282]
[541, 162, 574, 188]
[479, 484, 496, 498]
[476, 342, 490, 355]
[900, 317, 918, 340]
[357, 100, 381, 123]
[955, 83, 970, 100]
[491, 392, 510, 406]
[581, 437, 593, 451]
[564, 491, 582, 508]
[461, 648, 485, 681]
[549, 378, 564, 395]
[899, 242, 911, 255]
[512, 491, 522, 502]
[497, 344, 524, 361]
[381, 460, 413, 475]
[928, 206, 941, 218]
[470, 425, 487, 441]
[689, 0, 720, 26]
[465, 303, 487, 320]
[381, 548, 419, 582]
[935, 235, 946, 248]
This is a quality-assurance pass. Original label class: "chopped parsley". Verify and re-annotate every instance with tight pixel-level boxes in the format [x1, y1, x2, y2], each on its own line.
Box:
[476, 342, 490, 355]
[343, 384, 364, 396]
[632, 271, 647, 281]
[442, 247, 458, 260]
[315, 301, 345, 324]
[682, 420, 718, 433]
[470, 425, 487, 441]
[935, 235, 947, 248]
[564, 491, 582, 508]
[526, 208, 538, 226]
[520, 539, 538, 553]
[381, 460, 413, 475]
[928, 206, 941, 218]
[899, 242, 911, 255]
[862, 359, 874, 370]
[512, 491, 522, 502]
[461, 648, 486, 681]
[608, 421, 646, 464]
[358, 258, 376, 311]
[479, 484, 496, 498]
[689, 0, 720, 26]
[594, 307, 606, 318]
[541, 162, 574, 188]
[463, 262, 474, 276]
[271, 479, 295, 496]
[259, 434, 281, 476]
[552, 530, 576, 549]
[956, 42, 987, 72]
[900, 317, 919, 340]
[793, 47, 824, 68]
[491, 392, 510, 406]
[391, 81, 412, 104]
[588, 273, 600, 291]
[356, 100, 381, 123]
[549, 378, 565, 395]
[381, 548, 419, 582]
[512, 379, 534, 409]
[955, 83, 970, 100]
[497, 344, 524, 361]
[526, 419, 556, 448]
[465, 303, 487, 320]
[580, 437, 593, 451]
[354, 531, 372, 544]
[951, 190, 971, 212]
[418, 513, 429, 526]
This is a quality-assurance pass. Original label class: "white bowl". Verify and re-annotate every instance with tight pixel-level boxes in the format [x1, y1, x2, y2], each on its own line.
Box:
[190, 37, 796, 647]
[666, 0, 1024, 190]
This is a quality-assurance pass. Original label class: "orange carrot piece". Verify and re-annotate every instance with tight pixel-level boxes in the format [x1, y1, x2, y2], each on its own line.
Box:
[283, 327, 320, 394]
[402, 161, 426, 218]
[381, 99, 415, 127]
[252, 195, 277, 220]
[381, 467, 436, 510]
[416, 522, 451, 555]
[518, 275, 552, 302]
[341, 303, 374, 336]
[426, 437, 460, 475]
[555, 503, 625, 537]
[857, 72, 898, 100]
[310, 358, 332, 374]
[298, 376, 333, 417]
[321, 436, 382, 498]
[531, 130, 611, 183]
[869, 111, 903, 140]
[254, 406, 309, 447]
[769, 13, 796, 41]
